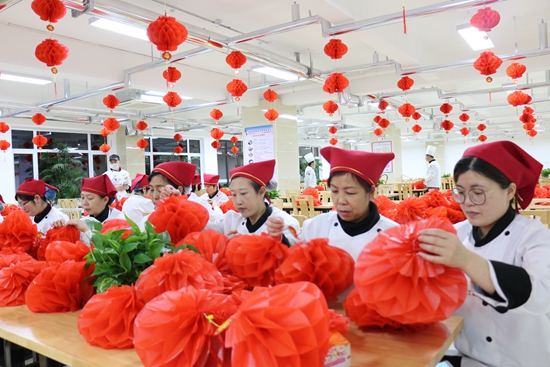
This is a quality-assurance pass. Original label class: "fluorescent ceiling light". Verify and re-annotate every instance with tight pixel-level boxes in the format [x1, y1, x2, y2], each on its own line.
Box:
[145, 91, 192, 100]
[456, 24, 494, 51]
[89, 17, 149, 41]
[0, 72, 51, 85]
[279, 114, 303, 122]
[138, 94, 165, 104]
[252, 66, 305, 81]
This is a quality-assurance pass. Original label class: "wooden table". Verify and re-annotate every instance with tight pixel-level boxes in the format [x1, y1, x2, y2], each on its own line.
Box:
[0, 305, 462, 367]
[281, 202, 333, 212]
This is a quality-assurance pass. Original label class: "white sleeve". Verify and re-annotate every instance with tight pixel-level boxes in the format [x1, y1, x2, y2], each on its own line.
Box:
[426, 163, 437, 182]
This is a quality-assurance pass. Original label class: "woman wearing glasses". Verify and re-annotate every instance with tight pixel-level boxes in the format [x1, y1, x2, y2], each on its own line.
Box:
[15, 179, 68, 234]
[418, 141, 550, 367]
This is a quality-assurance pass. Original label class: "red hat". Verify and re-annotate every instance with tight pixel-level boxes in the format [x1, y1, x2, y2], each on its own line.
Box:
[152, 162, 196, 188]
[230, 160, 276, 187]
[17, 179, 59, 197]
[321, 146, 395, 187]
[131, 173, 149, 191]
[0, 195, 4, 204]
[192, 174, 201, 186]
[81, 175, 117, 198]
[462, 141, 542, 210]
[204, 174, 220, 185]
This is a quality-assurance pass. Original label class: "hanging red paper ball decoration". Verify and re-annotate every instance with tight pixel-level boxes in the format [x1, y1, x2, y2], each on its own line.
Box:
[373, 128, 384, 137]
[459, 113, 470, 123]
[478, 134, 487, 143]
[32, 113, 47, 126]
[33, 134, 48, 148]
[397, 76, 414, 92]
[174, 145, 183, 154]
[35, 38, 69, 74]
[328, 126, 338, 135]
[527, 129, 538, 138]
[329, 137, 338, 146]
[459, 127, 470, 136]
[137, 138, 148, 150]
[225, 51, 247, 71]
[378, 118, 390, 129]
[163, 91, 183, 108]
[99, 128, 110, 137]
[264, 109, 279, 122]
[412, 112, 422, 121]
[398, 103, 415, 121]
[477, 123, 487, 132]
[470, 7, 500, 32]
[31, 0, 66, 30]
[100, 143, 110, 153]
[439, 103, 453, 116]
[136, 121, 148, 132]
[523, 106, 534, 115]
[0, 140, 10, 152]
[507, 91, 532, 107]
[411, 124, 422, 134]
[210, 128, 224, 140]
[373, 115, 381, 123]
[146, 15, 188, 60]
[230, 146, 239, 154]
[263, 89, 278, 102]
[506, 63, 526, 81]
[323, 100, 338, 116]
[441, 120, 454, 134]
[226, 79, 248, 101]
[0, 122, 9, 133]
[174, 134, 182, 141]
[210, 109, 223, 122]
[523, 122, 535, 131]
[102, 94, 119, 110]
[162, 66, 182, 83]
[473, 51, 502, 82]
[103, 117, 120, 132]
[378, 100, 389, 112]
[324, 73, 349, 94]
[230, 136, 239, 144]
[324, 39, 348, 60]
[519, 113, 535, 124]
[211, 141, 221, 150]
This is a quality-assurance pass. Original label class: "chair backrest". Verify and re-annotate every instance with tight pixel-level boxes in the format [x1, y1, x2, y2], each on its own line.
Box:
[57, 199, 81, 219]
[291, 214, 308, 229]
[286, 189, 301, 201]
[292, 195, 316, 218]
[271, 198, 284, 209]
[526, 199, 550, 211]
[396, 183, 413, 200]
[377, 184, 394, 196]
[58, 199, 79, 208]
[319, 191, 332, 205]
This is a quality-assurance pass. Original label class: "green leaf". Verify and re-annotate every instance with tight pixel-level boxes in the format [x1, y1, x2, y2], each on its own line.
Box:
[145, 220, 156, 237]
[119, 251, 132, 272]
[86, 220, 103, 232]
[157, 231, 171, 244]
[125, 213, 142, 234]
[95, 277, 121, 293]
[123, 242, 139, 253]
[133, 253, 153, 264]
[90, 233, 105, 250]
[169, 244, 199, 254]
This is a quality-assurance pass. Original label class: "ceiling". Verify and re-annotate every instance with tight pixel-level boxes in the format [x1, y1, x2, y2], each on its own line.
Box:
[0, 0, 549, 146]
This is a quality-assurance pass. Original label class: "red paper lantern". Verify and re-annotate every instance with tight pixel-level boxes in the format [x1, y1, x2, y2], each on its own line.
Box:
[103, 117, 120, 132]
[397, 76, 414, 92]
[398, 103, 415, 121]
[324, 39, 348, 60]
[527, 129, 538, 138]
[100, 143, 110, 153]
[373, 128, 384, 136]
[146, 15, 188, 60]
[230, 136, 239, 144]
[523, 106, 534, 115]
[210, 128, 224, 140]
[477, 123, 487, 132]
[373, 115, 381, 123]
[102, 94, 119, 110]
[31, 0, 66, 29]
[441, 120, 454, 134]
[328, 126, 338, 135]
[323, 100, 338, 116]
[473, 51, 502, 82]
[211, 141, 221, 150]
[136, 121, 148, 132]
[263, 89, 278, 102]
[412, 112, 422, 121]
[459, 113, 470, 123]
[378, 100, 389, 112]
[0, 122, 9, 133]
[226, 51, 247, 71]
[507, 91, 532, 107]
[324, 73, 349, 94]
[470, 7, 500, 32]
[35, 38, 69, 74]
[0, 140, 10, 152]
[231, 146, 239, 154]
[523, 122, 535, 131]
[478, 134, 487, 142]
[328, 137, 338, 146]
[506, 63, 526, 81]
[137, 138, 148, 150]
[264, 109, 279, 122]
[99, 128, 110, 137]
[226, 79, 248, 101]
[174, 134, 182, 141]
[163, 91, 182, 108]
[210, 109, 223, 121]
[439, 102, 453, 116]
[174, 145, 183, 154]
[32, 113, 46, 126]
[459, 127, 470, 136]
[162, 66, 181, 83]
[411, 124, 422, 134]
[378, 118, 390, 129]
[33, 134, 48, 148]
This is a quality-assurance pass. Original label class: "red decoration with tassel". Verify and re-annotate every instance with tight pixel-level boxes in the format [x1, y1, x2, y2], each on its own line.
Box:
[378, 118, 390, 129]
[507, 91, 532, 107]
[324, 73, 349, 94]
[137, 138, 148, 150]
[35, 38, 69, 73]
[0, 122, 9, 133]
[411, 124, 422, 134]
[99, 143, 110, 153]
[226, 79, 248, 101]
[324, 39, 348, 60]
[459, 113, 470, 123]
[470, 7, 500, 32]
[441, 120, 454, 134]
[397, 76, 414, 92]
[163, 91, 183, 108]
[473, 51, 502, 83]
[33, 135, 48, 149]
[103, 117, 120, 132]
[329, 137, 338, 146]
[162, 67, 181, 83]
[373, 128, 384, 137]
[478, 134, 488, 143]
[378, 100, 389, 112]
[264, 109, 279, 123]
[459, 127, 470, 136]
[328, 126, 338, 135]
[226, 51, 247, 72]
[136, 121, 148, 132]
[439, 103, 453, 116]
[102, 95, 119, 110]
[146, 15, 188, 60]
[398, 103, 415, 121]
[263, 89, 278, 102]
[323, 101, 338, 116]
[32, 113, 47, 126]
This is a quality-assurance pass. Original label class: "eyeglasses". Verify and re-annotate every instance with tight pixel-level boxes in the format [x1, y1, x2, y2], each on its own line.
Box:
[17, 201, 29, 209]
[451, 188, 498, 205]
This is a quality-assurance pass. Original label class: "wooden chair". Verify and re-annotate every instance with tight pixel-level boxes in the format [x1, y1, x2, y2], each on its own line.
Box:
[57, 198, 81, 220]
[271, 198, 284, 210]
[526, 198, 550, 211]
[319, 191, 332, 205]
[292, 195, 316, 218]
[396, 183, 413, 200]
[291, 214, 308, 229]
[520, 210, 550, 228]
[377, 184, 394, 196]
[319, 182, 328, 191]
[299, 183, 305, 190]
[285, 189, 301, 201]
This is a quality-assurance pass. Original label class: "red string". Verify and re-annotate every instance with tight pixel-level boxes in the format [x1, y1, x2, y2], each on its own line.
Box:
[402, 6, 407, 34]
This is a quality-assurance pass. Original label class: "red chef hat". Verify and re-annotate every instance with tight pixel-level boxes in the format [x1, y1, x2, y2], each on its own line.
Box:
[321, 146, 395, 187]
[131, 173, 149, 191]
[152, 162, 196, 188]
[204, 174, 220, 186]
[192, 174, 201, 186]
[17, 179, 59, 197]
[230, 160, 276, 187]
[81, 175, 117, 198]
[462, 140, 542, 210]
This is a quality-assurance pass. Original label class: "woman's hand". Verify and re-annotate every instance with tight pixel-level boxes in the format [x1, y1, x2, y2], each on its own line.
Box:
[417, 229, 471, 270]
[159, 185, 180, 200]
[226, 230, 239, 240]
[50, 219, 67, 228]
[266, 216, 285, 239]
[65, 219, 89, 233]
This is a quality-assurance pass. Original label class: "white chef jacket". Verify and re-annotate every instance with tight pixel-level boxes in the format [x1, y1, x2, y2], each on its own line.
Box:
[200, 190, 229, 205]
[31, 206, 69, 234]
[304, 165, 317, 188]
[122, 195, 154, 225]
[210, 206, 300, 245]
[80, 208, 125, 245]
[450, 213, 550, 367]
[425, 159, 441, 189]
[104, 169, 131, 199]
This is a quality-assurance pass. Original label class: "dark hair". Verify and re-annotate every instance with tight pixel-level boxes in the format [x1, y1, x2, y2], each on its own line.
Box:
[453, 156, 511, 189]
[328, 171, 372, 193]
[308, 161, 315, 167]
[149, 171, 179, 189]
[191, 184, 202, 193]
[15, 194, 47, 203]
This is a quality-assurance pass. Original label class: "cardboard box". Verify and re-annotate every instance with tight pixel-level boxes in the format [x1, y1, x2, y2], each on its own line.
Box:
[324, 331, 351, 367]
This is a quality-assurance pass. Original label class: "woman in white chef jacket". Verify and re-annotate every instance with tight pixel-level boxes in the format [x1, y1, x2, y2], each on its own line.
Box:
[15, 179, 68, 234]
[418, 141, 550, 367]
[211, 159, 299, 246]
[200, 174, 229, 205]
[303, 152, 317, 189]
[298, 146, 398, 261]
[122, 173, 154, 225]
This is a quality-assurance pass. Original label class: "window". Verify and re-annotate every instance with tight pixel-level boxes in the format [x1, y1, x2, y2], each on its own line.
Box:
[217, 140, 243, 186]
[144, 138, 202, 175]
[14, 153, 34, 189]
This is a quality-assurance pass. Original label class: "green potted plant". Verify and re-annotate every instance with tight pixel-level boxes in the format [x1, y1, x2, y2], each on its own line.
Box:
[541, 168, 550, 178]
[267, 189, 280, 199]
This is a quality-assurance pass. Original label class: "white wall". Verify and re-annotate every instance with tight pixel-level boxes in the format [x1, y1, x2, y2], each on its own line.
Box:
[401, 140, 427, 180]
[0, 128, 15, 204]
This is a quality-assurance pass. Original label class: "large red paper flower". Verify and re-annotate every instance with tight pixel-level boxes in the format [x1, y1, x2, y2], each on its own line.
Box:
[395, 197, 427, 224]
[373, 195, 397, 212]
[327, 309, 349, 336]
[302, 187, 319, 200]
[420, 190, 449, 209]
[354, 217, 468, 325]
[0, 258, 44, 306]
[78, 285, 145, 349]
[45, 240, 90, 266]
[135, 250, 224, 304]
[134, 287, 237, 367]
[180, 230, 230, 273]
[220, 199, 237, 214]
[0, 210, 38, 254]
[34, 225, 81, 261]
[148, 195, 209, 244]
[101, 219, 132, 240]
[25, 260, 95, 313]
[225, 282, 331, 367]
[274, 238, 354, 301]
[0, 253, 35, 269]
